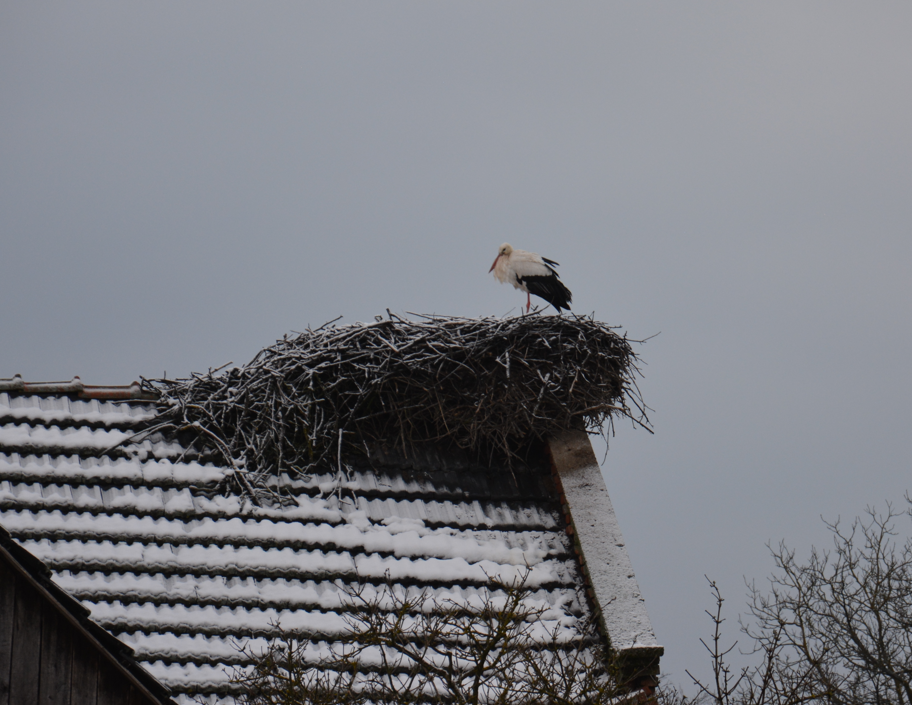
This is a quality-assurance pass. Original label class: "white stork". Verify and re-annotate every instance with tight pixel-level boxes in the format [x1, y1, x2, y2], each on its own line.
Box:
[489, 243, 573, 313]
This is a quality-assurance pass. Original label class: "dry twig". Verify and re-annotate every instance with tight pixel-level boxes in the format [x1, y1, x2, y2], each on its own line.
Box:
[137, 313, 649, 498]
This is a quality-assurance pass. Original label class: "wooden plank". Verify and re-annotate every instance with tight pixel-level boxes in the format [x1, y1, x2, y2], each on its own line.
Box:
[125, 684, 147, 705]
[38, 604, 74, 705]
[95, 656, 131, 705]
[8, 572, 42, 704]
[69, 646, 98, 705]
[0, 559, 18, 705]
[0, 546, 163, 705]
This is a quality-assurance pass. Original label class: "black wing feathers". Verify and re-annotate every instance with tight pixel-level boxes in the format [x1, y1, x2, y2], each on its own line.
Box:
[518, 273, 573, 312]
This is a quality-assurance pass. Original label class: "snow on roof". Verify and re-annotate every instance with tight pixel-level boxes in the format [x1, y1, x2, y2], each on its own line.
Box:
[0, 390, 619, 704]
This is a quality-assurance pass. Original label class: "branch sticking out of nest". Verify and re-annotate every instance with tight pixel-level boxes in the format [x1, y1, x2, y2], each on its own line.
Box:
[139, 313, 651, 494]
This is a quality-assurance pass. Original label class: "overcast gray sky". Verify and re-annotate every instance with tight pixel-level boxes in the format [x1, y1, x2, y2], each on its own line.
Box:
[3, 1, 911, 687]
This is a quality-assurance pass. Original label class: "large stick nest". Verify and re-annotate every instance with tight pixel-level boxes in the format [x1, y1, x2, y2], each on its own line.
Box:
[139, 313, 650, 488]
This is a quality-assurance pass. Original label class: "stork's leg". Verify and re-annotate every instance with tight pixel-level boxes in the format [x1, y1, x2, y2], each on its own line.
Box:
[526, 292, 531, 312]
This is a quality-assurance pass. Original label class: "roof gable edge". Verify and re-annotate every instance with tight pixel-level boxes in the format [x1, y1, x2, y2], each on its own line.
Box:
[547, 430, 663, 684]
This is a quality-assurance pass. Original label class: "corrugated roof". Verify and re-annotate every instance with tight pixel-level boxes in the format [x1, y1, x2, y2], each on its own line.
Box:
[0, 389, 603, 704]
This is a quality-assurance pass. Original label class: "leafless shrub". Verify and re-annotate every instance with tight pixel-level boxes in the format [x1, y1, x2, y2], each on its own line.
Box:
[135, 313, 649, 499]
[685, 502, 912, 705]
[231, 573, 634, 705]
[232, 645, 363, 705]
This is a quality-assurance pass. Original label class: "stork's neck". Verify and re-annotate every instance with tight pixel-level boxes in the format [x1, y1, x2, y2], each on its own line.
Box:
[497, 256, 520, 285]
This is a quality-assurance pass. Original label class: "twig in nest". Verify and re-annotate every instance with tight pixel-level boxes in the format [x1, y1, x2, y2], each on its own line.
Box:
[135, 313, 650, 499]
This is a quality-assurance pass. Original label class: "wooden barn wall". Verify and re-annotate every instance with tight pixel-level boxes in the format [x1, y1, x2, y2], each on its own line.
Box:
[0, 553, 155, 705]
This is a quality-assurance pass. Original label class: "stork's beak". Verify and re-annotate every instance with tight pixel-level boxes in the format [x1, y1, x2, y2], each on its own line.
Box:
[488, 255, 500, 273]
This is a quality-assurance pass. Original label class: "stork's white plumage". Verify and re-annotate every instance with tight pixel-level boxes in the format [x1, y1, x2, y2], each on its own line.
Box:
[489, 243, 573, 313]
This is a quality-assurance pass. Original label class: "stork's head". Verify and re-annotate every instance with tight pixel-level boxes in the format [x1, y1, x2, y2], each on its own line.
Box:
[489, 243, 513, 272]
